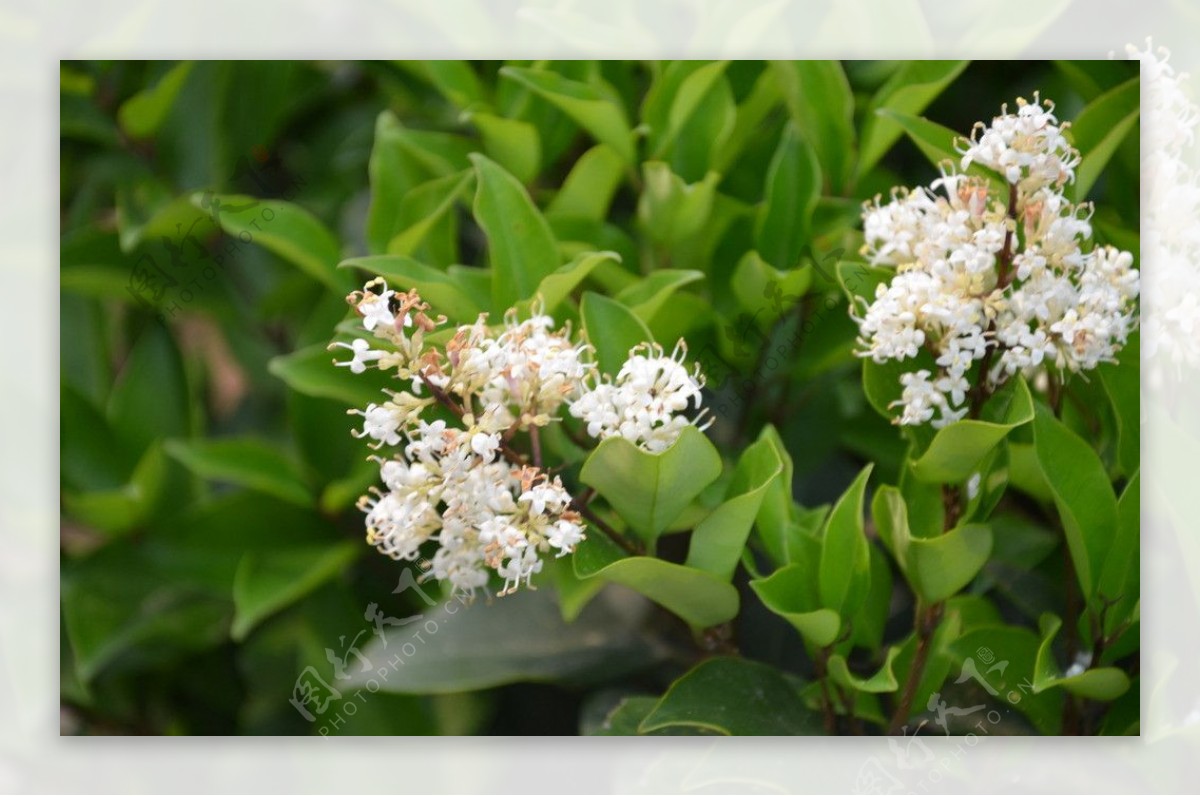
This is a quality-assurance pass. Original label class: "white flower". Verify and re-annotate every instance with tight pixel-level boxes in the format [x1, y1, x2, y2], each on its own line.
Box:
[854, 96, 1139, 427]
[570, 341, 709, 452]
[359, 289, 396, 332]
[330, 337, 383, 374]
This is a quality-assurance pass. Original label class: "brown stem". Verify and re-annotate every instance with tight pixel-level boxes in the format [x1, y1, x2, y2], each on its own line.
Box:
[529, 424, 543, 469]
[574, 500, 640, 556]
[888, 601, 943, 735]
[967, 182, 1021, 419]
[419, 373, 528, 466]
[814, 647, 839, 734]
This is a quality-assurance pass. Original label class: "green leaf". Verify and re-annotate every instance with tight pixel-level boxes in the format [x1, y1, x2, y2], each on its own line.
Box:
[713, 65, 783, 174]
[732, 251, 811, 322]
[106, 323, 190, 453]
[466, 111, 542, 184]
[818, 465, 873, 617]
[1031, 614, 1130, 700]
[231, 543, 359, 641]
[546, 144, 626, 221]
[164, 437, 312, 507]
[385, 169, 473, 261]
[751, 425, 797, 568]
[345, 587, 667, 694]
[639, 657, 819, 735]
[470, 153, 561, 311]
[580, 425, 722, 545]
[366, 111, 423, 254]
[580, 290, 653, 375]
[339, 254, 485, 322]
[525, 250, 621, 314]
[909, 376, 1035, 483]
[1096, 332, 1139, 478]
[395, 60, 483, 109]
[1096, 471, 1140, 632]
[756, 122, 821, 270]
[828, 646, 902, 693]
[614, 269, 705, 326]
[1069, 77, 1139, 201]
[117, 61, 194, 138]
[62, 442, 170, 535]
[771, 61, 855, 192]
[1031, 403, 1118, 598]
[642, 60, 731, 161]
[947, 623, 1063, 734]
[193, 194, 349, 294]
[685, 435, 785, 581]
[637, 162, 720, 248]
[858, 61, 969, 176]
[270, 343, 396, 407]
[500, 66, 635, 164]
[750, 564, 841, 648]
[873, 485, 993, 603]
[574, 531, 739, 629]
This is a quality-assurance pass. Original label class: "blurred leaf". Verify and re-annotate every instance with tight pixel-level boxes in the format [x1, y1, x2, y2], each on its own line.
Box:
[686, 434, 784, 581]
[643, 61, 729, 160]
[756, 122, 821, 270]
[909, 376, 1034, 483]
[467, 111, 541, 184]
[878, 109, 1006, 194]
[61, 384, 137, 492]
[1096, 332, 1139, 478]
[346, 587, 666, 693]
[580, 425, 722, 545]
[640, 657, 819, 735]
[470, 153, 561, 311]
[637, 162, 719, 248]
[771, 61, 855, 192]
[580, 290, 653, 375]
[107, 323, 191, 452]
[340, 254, 485, 322]
[396, 60, 484, 108]
[270, 343, 396, 407]
[818, 465, 872, 617]
[574, 530, 739, 629]
[615, 269, 704, 326]
[732, 251, 811, 322]
[546, 144, 626, 221]
[118, 61, 195, 139]
[366, 111, 424, 254]
[500, 66, 635, 164]
[1069, 77, 1139, 201]
[194, 194, 349, 293]
[527, 250, 621, 314]
[1031, 403, 1117, 599]
[713, 65, 782, 174]
[164, 437, 312, 507]
[231, 543, 359, 641]
[858, 61, 969, 176]
[385, 170, 472, 261]
[62, 442, 169, 535]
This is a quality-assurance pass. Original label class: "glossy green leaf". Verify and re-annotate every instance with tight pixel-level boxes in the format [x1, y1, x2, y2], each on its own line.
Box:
[771, 60, 855, 192]
[574, 530, 739, 629]
[818, 465, 873, 617]
[580, 425, 722, 545]
[164, 437, 312, 507]
[878, 109, 1007, 194]
[750, 424, 797, 567]
[470, 153, 561, 311]
[639, 657, 819, 735]
[231, 543, 359, 641]
[1070, 77, 1140, 201]
[756, 121, 821, 270]
[580, 290, 653, 375]
[340, 254, 485, 322]
[1096, 471, 1140, 631]
[751, 567, 841, 648]
[713, 65, 783, 173]
[873, 485, 993, 603]
[947, 623, 1063, 735]
[525, 250, 621, 313]
[1097, 332, 1139, 478]
[858, 61, 969, 176]
[1031, 614, 1130, 701]
[117, 61, 194, 138]
[193, 194, 349, 293]
[828, 646, 902, 693]
[732, 251, 811, 321]
[1031, 402, 1118, 598]
[546, 144, 625, 221]
[909, 376, 1034, 483]
[500, 66, 635, 164]
[643, 60, 730, 160]
[685, 435, 785, 581]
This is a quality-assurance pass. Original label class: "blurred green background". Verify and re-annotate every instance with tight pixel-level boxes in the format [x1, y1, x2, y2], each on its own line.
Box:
[59, 60, 1138, 735]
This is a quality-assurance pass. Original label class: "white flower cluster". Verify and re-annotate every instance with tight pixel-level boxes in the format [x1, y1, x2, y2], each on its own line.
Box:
[569, 341, 708, 453]
[331, 280, 706, 596]
[854, 95, 1140, 427]
[1129, 41, 1200, 384]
